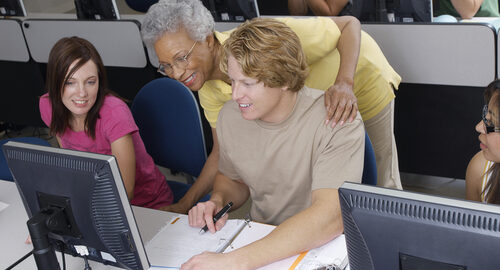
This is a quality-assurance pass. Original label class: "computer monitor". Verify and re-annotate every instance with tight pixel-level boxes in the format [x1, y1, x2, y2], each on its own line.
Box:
[2, 141, 149, 270]
[74, 0, 120, 20]
[0, 0, 26, 16]
[201, 0, 259, 22]
[390, 0, 433, 22]
[350, 0, 432, 22]
[350, 0, 387, 22]
[339, 182, 500, 270]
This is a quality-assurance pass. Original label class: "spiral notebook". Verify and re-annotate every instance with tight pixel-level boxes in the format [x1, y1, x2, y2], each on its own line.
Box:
[145, 214, 347, 270]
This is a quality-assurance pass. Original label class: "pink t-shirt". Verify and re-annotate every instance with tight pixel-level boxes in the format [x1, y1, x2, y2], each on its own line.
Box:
[39, 93, 173, 209]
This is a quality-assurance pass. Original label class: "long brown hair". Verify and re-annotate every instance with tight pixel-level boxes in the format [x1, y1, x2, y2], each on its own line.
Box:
[44, 36, 110, 139]
[482, 80, 500, 204]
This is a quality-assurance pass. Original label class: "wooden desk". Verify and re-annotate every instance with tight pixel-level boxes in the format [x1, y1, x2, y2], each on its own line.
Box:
[0, 179, 350, 270]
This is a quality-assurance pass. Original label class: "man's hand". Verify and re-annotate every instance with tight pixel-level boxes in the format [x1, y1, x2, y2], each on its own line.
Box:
[181, 251, 246, 270]
[324, 82, 358, 128]
[187, 200, 228, 233]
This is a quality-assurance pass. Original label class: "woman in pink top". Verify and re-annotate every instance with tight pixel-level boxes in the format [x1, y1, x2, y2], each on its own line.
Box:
[39, 36, 173, 209]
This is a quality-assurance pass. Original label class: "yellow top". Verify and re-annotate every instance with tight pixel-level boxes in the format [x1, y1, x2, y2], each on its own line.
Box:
[199, 17, 401, 128]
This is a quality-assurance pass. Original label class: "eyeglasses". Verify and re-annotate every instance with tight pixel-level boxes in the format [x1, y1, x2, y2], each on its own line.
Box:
[157, 41, 197, 76]
[482, 105, 500, 134]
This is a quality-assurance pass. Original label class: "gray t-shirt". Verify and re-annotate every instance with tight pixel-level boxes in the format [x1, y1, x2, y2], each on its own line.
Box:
[217, 87, 364, 225]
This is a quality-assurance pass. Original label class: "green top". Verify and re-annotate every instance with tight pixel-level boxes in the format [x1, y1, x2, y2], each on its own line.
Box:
[436, 0, 500, 18]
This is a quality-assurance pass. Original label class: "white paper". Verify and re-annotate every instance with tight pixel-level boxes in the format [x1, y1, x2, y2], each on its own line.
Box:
[226, 222, 348, 270]
[295, 234, 348, 270]
[223, 221, 299, 270]
[0, 200, 9, 212]
[146, 215, 247, 268]
[224, 221, 275, 252]
[145, 216, 348, 270]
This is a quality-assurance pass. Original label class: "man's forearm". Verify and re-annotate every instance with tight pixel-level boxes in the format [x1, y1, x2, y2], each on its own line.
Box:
[227, 189, 343, 269]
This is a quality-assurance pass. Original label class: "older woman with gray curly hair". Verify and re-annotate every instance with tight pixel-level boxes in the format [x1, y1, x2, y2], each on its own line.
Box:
[141, 0, 402, 214]
[141, 0, 214, 45]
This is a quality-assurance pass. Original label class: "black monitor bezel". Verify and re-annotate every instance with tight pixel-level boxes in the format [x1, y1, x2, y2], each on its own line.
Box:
[351, 0, 432, 23]
[202, 0, 259, 22]
[74, 0, 120, 20]
[0, 0, 27, 17]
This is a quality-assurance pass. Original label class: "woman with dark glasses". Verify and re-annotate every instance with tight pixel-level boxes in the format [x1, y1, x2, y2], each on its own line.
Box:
[466, 80, 500, 204]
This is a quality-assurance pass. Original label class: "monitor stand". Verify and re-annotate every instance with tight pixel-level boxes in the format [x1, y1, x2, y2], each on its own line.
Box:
[27, 207, 62, 270]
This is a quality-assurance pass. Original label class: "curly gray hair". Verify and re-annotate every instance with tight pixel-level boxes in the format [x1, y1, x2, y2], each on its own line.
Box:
[141, 0, 215, 49]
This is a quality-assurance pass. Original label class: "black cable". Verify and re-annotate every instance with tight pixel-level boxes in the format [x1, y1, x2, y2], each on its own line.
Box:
[62, 250, 66, 270]
[57, 241, 66, 270]
[5, 250, 34, 270]
[83, 256, 92, 270]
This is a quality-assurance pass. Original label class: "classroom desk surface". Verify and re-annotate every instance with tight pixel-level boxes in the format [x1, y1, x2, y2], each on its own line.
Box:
[0, 179, 349, 270]
[0, 179, 176, 270]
